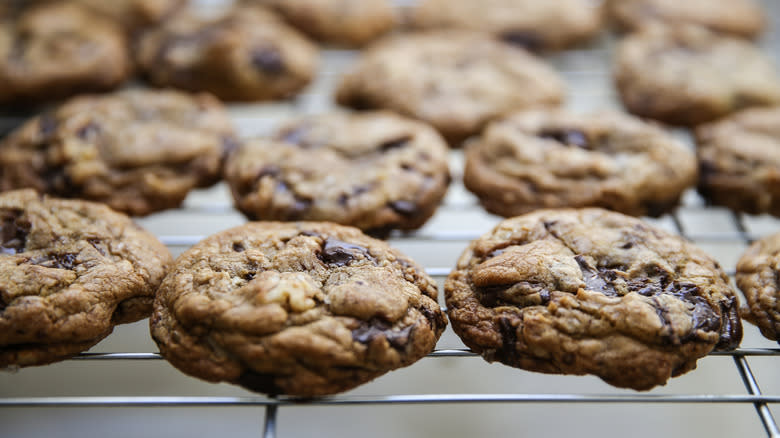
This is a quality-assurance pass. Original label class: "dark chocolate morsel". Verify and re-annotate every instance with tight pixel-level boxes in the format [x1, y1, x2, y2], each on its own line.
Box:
[379, 135, 412, 152]
[0, 209, 30, 254]
[500, 30, 543, 51]
[317, 237, 374, 266]
[539, 128, 590, 149]
[251, 48, 285, 74]
[388, 200, 417, 217]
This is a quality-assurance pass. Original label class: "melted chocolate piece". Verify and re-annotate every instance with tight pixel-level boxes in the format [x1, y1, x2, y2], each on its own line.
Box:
[0, 210, 30, 254]
[715, 297, 742, 351]
[499, 30, 543, 51]
[478, 282, 551, 308]
[251, 48, 285, 74]
[540, 128, 590, 149]
[498, 317, 518, 361]
[317, 238, 374, 266]
[351, 319, 414, 351]
[575, 255, 619, 296]
[232, 242, 245, 252]
[388, 200, 417, 217]
[379, 135, 411, 152]
[31, 253, 77, 270]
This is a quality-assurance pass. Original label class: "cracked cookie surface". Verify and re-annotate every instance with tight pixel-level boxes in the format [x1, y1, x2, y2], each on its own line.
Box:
[0, 189, 172, 368]
[695, 106, 780, 216]
[137, 5, 318, 101]
[151, 222, 447, 396]
[464, 110, 697, 217]
[614, 26, 780, 126]
[0, 2, 130, 105]
[410, 0, 604, 51]
[0, 89, 236, 216]
[608, 0, 765, 39]
[445, 208, 741, 390]
[225, 111, 450, 234]
[737, 233, 780, 343]
[336, 31, 564, 144]
[242, 0, 396, 46]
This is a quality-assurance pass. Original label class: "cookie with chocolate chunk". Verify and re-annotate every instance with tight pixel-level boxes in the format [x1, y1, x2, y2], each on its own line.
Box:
[737, 232, 780, 343]
[410, 0, 604, 51]
[0, 2, 131, 105]
[614, 26, 780, 126]
[0, 189, 172, 368]
[136, 5, 318, 101]
[608, 0, 765, 39]
[336, 31, 564, 144]
[445, 208, 742, 390]
[0, 89, 236, 216]
[463, 110, 697, 217]
[151, 221, 447, 396]
[695, 106, 780, 216]
[243, 0, 396, 46]
[225, 111, 450, 235]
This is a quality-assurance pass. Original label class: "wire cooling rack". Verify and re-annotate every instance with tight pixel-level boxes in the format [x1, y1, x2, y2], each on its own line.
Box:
[2, 1, 780, 438]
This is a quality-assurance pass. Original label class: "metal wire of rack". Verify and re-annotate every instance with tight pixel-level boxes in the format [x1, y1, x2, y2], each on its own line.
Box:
[2, 1, 780, 437]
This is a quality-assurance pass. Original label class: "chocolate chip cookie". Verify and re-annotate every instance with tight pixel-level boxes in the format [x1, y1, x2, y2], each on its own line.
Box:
[136, 5, 318, 101]
[336, 31, 565, 144]
[614, 26, 780, 126]
[0, 189, 172, 368]
[0, 89, 236, 216]
[225, 111, 450, 235]
[410, 0, 604, 51]
[445, 208, 742, 390]
[464, 110, 697, 217]
[737, 232, 780, 343]
[695, 107, 780, 216]
[608, 0, 765, 39]
[243, 0, 396, 46]
[0, 2, 131, 106]
[151, 221, 447, 396]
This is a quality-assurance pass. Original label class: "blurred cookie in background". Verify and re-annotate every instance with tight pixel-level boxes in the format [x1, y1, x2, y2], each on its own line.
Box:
[614, 26, 780, 126]
[409, 0, 604, 51]
[336, 31, 565, 145]
[608, 0, 765, 39]
[0, 89, 236, 216]
[137, 4, 318, 101]
[0, 2, 131, 106]
[243, 0, 397, 46]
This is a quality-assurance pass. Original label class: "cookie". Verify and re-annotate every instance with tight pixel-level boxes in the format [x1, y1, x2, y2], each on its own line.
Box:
[410, 0, 604, 51]
[614, 26, 780, 126]
[737, 233, 780, 343]
[225, 111, 450, 235]
[136, 5, 318, 101]
[0, 2, 131, 106]
[336, 31, 565, 144]
[66, 0, 187, 33]
[695, 107, 780, 216]
[608, 0, 765, 39]
[0, 89, 236, 216]
[463, 110, 697, 217]
[0, 189, 172, 368]
[151, 221, 447, 396]
[243, 0, 396, 46]
[445, 208, 742, 390]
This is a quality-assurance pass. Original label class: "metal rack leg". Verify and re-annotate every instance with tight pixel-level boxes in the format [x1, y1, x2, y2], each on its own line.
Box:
[733, 355, 780, 437]
[263, 404, 278, 438]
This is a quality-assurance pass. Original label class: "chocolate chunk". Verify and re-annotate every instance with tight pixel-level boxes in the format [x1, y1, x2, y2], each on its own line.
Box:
[243, 271, 255, 281]
[275, 180, 312, 218]
[31, 253, 78, 270]
[500, 31, 543, 51]
[317, 237, 373, 267]
[379, 135, 412, 152]
[388, 200, 417, 217]
[498, 317, 518, 361]
[237, 370, 282, 396]
[478, 282, 551, 308]
[540, 128, 590, 149]
[232, 242, 245, 252]
[351, 320, 414, 351]
[715, 297, 741, 351]
[251, 48, 285, 74]
[575, 255, 618, 296]
[0, 210, 30, 254]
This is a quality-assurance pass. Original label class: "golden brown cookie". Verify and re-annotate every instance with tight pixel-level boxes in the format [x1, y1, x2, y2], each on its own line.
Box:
[445, 209, 742, 390]
[151, 222, 447, 396]
[0, 189, 172, 368]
